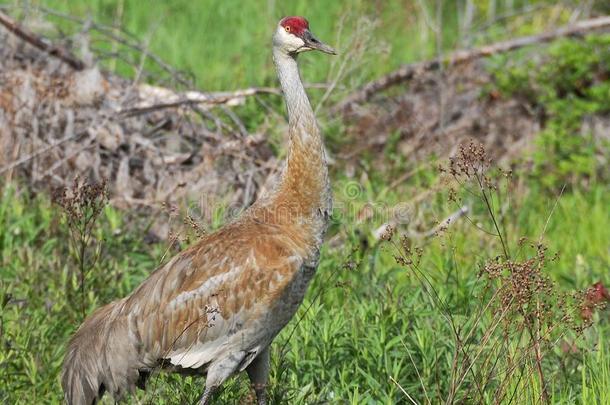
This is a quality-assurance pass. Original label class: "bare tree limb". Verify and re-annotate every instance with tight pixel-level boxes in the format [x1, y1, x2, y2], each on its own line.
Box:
[121, 83, 332, 117]
[333, 16, 610, 113]
[120, 86, 281, 117]
[0, 10, 86, 70]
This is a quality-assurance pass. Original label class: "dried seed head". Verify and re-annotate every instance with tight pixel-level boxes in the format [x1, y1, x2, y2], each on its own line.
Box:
[379, 224, 396, 241]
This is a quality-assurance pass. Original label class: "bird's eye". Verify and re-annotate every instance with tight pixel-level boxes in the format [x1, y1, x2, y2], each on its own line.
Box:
[284, 26, 291, 32]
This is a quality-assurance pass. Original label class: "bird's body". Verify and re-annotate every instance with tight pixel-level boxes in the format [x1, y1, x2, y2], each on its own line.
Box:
[62, 16, 336, 405]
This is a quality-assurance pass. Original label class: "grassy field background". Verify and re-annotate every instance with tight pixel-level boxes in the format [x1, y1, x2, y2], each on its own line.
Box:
[26, 0, 459, 90]
[1, 0, 610, 404]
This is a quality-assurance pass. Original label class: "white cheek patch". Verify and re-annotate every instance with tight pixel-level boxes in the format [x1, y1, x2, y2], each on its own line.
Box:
[276, 26, 305, 52]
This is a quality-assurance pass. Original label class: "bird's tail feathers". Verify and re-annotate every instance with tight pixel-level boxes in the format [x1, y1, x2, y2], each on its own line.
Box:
[61, 301, 140, 405]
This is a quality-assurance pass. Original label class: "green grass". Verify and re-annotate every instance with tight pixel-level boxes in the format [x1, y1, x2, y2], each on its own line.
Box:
[8, 0, 554, 90]
[1, 0, 610, 403]
[1, 172, 609, 403]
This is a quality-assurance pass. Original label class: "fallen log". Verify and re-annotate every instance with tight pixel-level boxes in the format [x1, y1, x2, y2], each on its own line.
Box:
[333, 16, 610, 113]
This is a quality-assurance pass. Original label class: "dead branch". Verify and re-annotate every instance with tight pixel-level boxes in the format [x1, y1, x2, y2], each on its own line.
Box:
[372, 205, 469, 241]
[334, 16, 610, 113]
[122, 83, 333, 117]
[0, 11, 85, 70]
[121, 86, 281, 117]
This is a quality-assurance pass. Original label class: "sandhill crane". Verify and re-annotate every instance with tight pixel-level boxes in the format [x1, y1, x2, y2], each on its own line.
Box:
[61, 16, 336, 405]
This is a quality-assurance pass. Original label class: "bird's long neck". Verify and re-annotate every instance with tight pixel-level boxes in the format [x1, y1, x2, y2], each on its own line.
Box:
[274, 50, 314, 122]
[268, 48, 331, 227]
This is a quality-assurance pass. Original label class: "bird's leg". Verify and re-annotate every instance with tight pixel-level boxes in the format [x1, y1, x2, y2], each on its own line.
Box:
[246, 347, 270, 405]
[198, 352, 246, 405]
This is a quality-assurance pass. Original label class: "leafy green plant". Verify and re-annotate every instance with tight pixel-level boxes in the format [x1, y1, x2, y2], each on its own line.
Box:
[491, 34, 610, 190]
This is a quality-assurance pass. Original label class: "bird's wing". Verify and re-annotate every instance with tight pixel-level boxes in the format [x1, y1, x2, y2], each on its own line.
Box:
[120, 222, 304, 369]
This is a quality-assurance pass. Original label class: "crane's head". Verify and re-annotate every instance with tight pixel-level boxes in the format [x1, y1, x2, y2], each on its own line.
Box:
[273, 16, 336, 56]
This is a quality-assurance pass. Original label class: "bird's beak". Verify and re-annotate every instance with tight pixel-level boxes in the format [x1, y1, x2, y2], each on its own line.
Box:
[301, 30, 337, 55]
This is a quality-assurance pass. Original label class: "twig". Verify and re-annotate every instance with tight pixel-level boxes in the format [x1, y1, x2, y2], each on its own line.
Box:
[0, 132, 83, 176]
[333, 16, 610, 113]
[0, 11, 85, 70]
[21, 4, 193, 87]
[538, 183, 566, 244]
[390, 376, 418, 405]
[400, 337, 432, 405]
